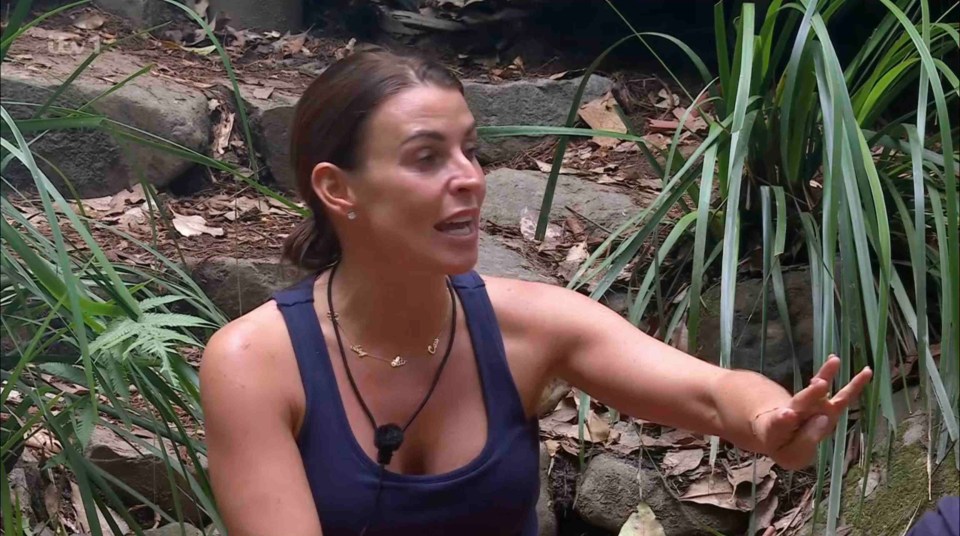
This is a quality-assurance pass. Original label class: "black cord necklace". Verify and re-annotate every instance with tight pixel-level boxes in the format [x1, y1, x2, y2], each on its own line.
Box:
[325, 262, 458, 534]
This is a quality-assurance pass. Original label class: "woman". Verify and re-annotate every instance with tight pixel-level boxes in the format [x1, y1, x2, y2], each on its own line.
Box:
[199, 50, 873, 535]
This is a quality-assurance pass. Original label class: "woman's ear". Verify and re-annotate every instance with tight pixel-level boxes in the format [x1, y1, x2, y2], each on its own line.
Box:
[311, 163, 356, 219]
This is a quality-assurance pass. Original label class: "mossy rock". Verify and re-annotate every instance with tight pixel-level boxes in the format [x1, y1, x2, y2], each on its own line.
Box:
[838, 419, 959, 535]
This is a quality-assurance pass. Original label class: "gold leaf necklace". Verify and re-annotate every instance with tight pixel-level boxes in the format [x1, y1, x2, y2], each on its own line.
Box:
[325, 279, 453, 369]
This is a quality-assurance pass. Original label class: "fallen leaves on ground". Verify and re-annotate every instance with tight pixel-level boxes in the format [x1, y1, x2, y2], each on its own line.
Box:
[520, 207, 562, 251]
[171, 212, 224, 237]
[618, 503, 666, 536]
[679, 457, 777, 512]
[72, 12, 105, 30]
[662, 448, 704, 476]
[578, 91, 628, 148]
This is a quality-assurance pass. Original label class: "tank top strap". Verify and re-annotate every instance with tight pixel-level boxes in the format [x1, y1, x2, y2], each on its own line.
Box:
[271, 276, 342, 428]
[449, 271, 530, 430]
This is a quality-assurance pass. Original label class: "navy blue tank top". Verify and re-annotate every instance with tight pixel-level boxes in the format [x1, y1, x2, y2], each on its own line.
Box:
[272, 270, 541, 535]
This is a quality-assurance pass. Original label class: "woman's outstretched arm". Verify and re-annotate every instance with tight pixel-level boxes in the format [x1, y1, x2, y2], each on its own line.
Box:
[525, 281, 871, 470]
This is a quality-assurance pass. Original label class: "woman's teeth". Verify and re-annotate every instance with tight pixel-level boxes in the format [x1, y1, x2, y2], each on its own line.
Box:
[438, 221, 472, 236]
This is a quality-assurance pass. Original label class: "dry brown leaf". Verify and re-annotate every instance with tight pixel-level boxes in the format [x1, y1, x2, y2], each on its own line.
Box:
[643, 132, 671, 151]
[662, 448, 704, 476]
[520, 207, 561, 249]
[535, 160, 583, 175]
[587, 410, 611, 443]
[578, 91, 627, 148]
[614, 141, 640, 152]
[25, 27, 81, 41]
[25, 427, 62, 456]
[558, 241, 588, 280]
[595, 175, 624, 185]
[252, 86, 275, 99]
[754, 493, 779, 532]
[549, 71, 569, 80]
[545, 439, 560, 457]
[681, 472, 737, 509]
[280, 32, 307, 56]
[72, 12, 105, 30]
[618, 503, 666, 536]
[648, 118, 681, 132]
[172, 212, 224, 237]
[727, 457, 776, 489]
[76, 195, 116, 213]
[655, 88, 680, 109]
[671, 107, 708, 133]
[213, 111, 235, 155]
[115, 205, 148, 232]
[647, 429, 706, 448]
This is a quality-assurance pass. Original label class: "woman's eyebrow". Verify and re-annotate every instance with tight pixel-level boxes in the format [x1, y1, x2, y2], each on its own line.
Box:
[400, 122, 478, 146]
[401, 130, 445, 146]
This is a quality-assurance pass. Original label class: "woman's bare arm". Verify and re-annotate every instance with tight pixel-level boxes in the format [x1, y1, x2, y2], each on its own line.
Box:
[504, 279, 871, 469]
[200, 314, 323, 535]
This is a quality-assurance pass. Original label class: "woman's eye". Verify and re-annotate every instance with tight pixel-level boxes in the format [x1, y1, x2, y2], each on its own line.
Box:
[414, 150, 438, 167]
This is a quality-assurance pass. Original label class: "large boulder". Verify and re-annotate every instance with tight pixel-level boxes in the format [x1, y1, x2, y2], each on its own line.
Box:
[476, 232, 555, 284]
[84, 426, 206, 525]
[190, 233, 553, 319]
[189, 256, 308, 319]
[697, 268, 816, 389]
[483, 168, 637, 231]
[1, 51, 209, 198]
[208, 0, 302, 32]
[245, 88, 299, 191]
[465, 75, 613, 164]
[575, 454, 747, 536]
[93, 0, 182, 29]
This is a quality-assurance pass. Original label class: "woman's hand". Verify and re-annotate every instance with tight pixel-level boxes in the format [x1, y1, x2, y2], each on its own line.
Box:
[751, 356, 873, 470]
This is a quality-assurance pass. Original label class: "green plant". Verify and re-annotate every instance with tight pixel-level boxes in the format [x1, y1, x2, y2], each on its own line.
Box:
[0, 0, 283, 533]
[480, 0, 958, 533]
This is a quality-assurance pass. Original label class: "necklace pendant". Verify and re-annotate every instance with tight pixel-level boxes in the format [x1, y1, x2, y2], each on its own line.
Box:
[390, 356, 406, 368]
[427, 337, 439, 355]
[350, 344, 368, 358]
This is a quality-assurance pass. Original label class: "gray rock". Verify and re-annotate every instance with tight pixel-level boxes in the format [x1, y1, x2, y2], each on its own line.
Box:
[8, 452, 43, 527]
[465, 75, 613, 163]
[93, 0, 182, 29]
[537, 443, 558, 536]
[476, 232, 555, 284]
[189, 256, 308, 319]
[209, 0, 302, 32]
[483, 168, 636, 231]
[246, 88, 299, 191]
[698, 269, 815, 389]
[142, 524, 204, 536]
[84, 426, 205, 525]
[189, 231, 552, 319]
[576, 454, 747, 536]
[2, 52, 209, 198]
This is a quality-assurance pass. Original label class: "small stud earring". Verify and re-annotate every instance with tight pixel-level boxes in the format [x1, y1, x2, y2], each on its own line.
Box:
[347, 211, 357, 220]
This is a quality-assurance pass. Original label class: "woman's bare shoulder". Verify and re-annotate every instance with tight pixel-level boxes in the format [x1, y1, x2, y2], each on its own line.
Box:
[200, 301, 301, 403]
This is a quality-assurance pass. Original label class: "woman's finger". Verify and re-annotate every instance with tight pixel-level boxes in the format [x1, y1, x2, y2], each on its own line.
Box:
[789, 377, 831, 416]
[813, 355, 841, 385]
[774, 414, 833, 470]
[828, 367, 873, 411]
[761, 408, 801, 451]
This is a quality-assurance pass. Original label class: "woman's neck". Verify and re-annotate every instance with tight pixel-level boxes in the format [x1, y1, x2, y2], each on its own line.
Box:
[321, 254, 454, 357]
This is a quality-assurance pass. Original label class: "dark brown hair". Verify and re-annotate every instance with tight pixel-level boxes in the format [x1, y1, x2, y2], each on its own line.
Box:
[282, 49, 464, 272]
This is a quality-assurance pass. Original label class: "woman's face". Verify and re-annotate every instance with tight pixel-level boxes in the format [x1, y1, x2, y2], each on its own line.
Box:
[344, 85, 485, 275]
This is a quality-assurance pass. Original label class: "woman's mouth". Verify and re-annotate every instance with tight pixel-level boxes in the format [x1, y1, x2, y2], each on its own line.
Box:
[435, 219, 475, 236]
